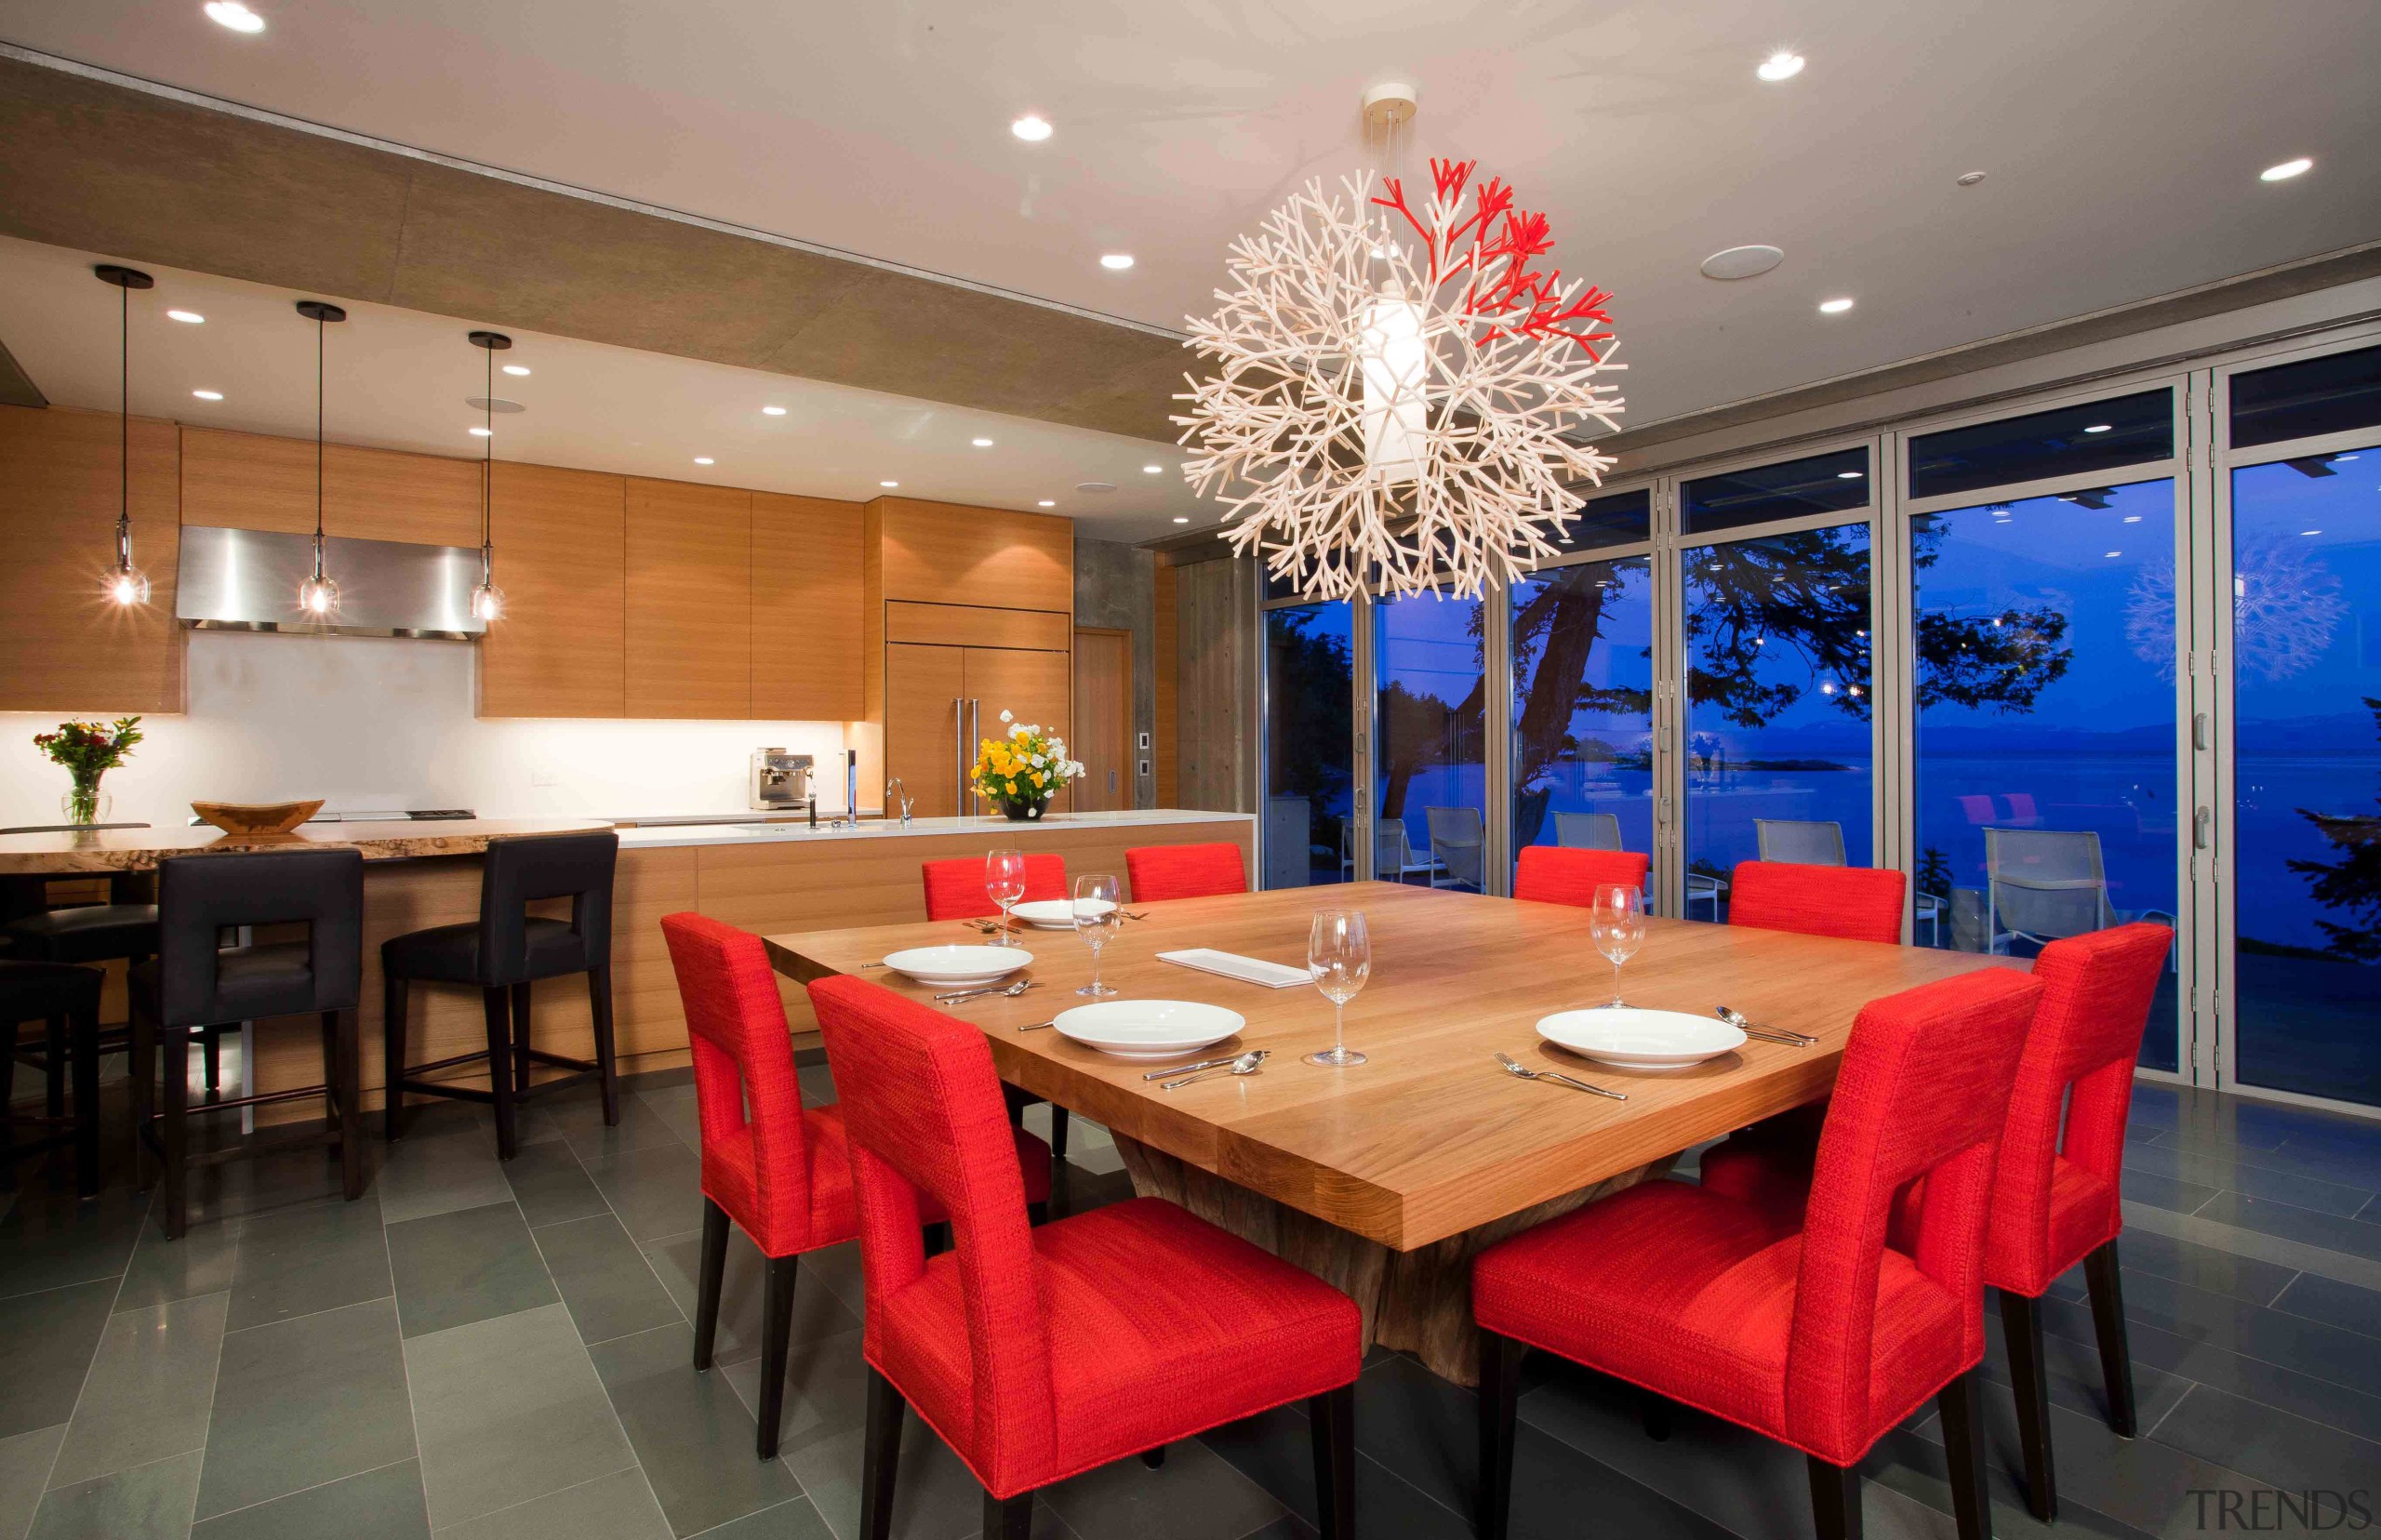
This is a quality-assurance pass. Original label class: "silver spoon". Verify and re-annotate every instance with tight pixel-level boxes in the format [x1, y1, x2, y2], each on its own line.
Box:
[936, 978, 1039, 1005]
[1496, 1051, 1627, 1101]
[1161, 1049, 1268, 1091]
[1715, 1005, 1816, 1046]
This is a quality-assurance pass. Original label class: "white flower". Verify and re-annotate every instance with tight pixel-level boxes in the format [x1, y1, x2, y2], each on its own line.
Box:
[999, 710, 1014, 724]
[1031, 753, 1046, 767]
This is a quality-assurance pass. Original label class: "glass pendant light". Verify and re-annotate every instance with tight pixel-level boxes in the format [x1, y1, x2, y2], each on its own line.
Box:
[93, 264, 155, 605]
[293, 299, 346, 618]
[466, 329, 512, 622]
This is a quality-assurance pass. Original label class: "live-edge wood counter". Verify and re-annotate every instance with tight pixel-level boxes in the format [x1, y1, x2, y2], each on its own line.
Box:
[0, 811, 1253, 1121]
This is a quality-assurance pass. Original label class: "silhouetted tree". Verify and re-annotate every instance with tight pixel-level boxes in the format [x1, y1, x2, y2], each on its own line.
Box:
[1266, 608, 1353, 855]
[2288, 696, 2381, 962]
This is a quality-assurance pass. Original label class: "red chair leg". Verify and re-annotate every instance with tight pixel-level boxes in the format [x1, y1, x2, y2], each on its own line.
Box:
[2000, 1290, 2056, 1521]
[2085, 1239, 2137, 1437]
[1477, 1330, 1525, 1540]
[692, 1199, 729, 1371]
[1310, 1382, 1354, 1540]
[860, 1367, 904, 1540]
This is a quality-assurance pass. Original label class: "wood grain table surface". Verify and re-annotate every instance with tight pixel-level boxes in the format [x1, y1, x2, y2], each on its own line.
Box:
[765, 881, 2025, 1254]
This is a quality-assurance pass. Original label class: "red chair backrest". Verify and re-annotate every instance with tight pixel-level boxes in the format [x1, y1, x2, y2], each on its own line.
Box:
[659, 913, 818, 1251]
[1788, 966, 2040, 1461]
[1513, 846, 1650, 908]
[808, 974, 1055, 1490]
[920, 854, 1068, 922]
[1124, 843, 1247, 902]
[1989, 923, 2172, 1293]
[1729, 860, 1907, 945]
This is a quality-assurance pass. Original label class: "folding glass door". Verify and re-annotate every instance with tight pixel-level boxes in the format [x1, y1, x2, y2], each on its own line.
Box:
[1374, 586, 1487, 891]
[1260, 597, 1353, 889]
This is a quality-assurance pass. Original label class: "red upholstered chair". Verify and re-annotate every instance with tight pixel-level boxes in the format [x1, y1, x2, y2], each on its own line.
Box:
[1472, 967, 2043, 1540]
[919, 855, 1073, 1158]
[660, 913, 1053, 1460]
[919, 855, 1069, 923]
[1700, 923, 2172, 1522]
[1124, 843, 1247, 902]
[809, 974, 1363, 1540]
[1728, 859, 1908, 945]
[1512, 846, 1650, 908]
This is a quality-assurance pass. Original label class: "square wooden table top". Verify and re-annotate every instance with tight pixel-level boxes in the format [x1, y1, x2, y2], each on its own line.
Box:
[765, 882, 2023, 1253]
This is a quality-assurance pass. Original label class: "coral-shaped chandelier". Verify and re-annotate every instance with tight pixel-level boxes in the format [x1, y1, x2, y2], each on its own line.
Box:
[1175, 156, 1626, 601]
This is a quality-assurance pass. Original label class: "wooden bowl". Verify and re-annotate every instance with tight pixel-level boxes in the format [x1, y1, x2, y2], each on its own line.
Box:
[192, 799, 325, 835]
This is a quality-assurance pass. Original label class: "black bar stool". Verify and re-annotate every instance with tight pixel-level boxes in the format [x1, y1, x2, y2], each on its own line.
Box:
[128, 846, 367, 1239]
[2, 960, 104, 1195]
[382, 831, 620, 1160]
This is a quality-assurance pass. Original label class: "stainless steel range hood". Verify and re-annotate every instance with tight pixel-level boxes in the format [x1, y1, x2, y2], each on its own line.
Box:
[176, 526, 486, 640]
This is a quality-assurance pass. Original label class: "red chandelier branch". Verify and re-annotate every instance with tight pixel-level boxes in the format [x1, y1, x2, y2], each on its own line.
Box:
[1373, 157, 1615, 353]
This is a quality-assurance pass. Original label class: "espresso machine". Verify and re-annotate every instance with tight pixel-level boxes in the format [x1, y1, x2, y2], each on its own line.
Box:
[750, 749, 814, 815]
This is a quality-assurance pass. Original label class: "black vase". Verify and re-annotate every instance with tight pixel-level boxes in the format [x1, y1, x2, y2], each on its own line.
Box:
[996, 795, 1051, 822]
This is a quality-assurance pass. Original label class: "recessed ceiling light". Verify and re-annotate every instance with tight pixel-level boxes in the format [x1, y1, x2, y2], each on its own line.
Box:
[762, 405, 787, 416]
[879, 480, 898, 487]
[2082, 423, 2111, 433]
[166, 310, 205, 324]
[972, 437, 995, 447]
[2104, 550, 2122, 558]
[694, 457, 714, 465]
[2301, 528, 2322, 537]
[1143, 464, 1163, 474]
[1956, 170, 1988, 187]
[1817, 297, 1855, 314]
[1173, 516, 1190, 524]
[2122, 515, 2142, 524]
[2260, 157, 2313, 182]
[1075, 481, 1117, 494]
[501, 363, 530, 377]
[191, 389, 222, 401]
[1038, 499, 1056, 508]
[204, 1, 264, 32]
[1757, 51, 1804, 82]
[1011, 115, 1052, 142]
[1099, 254, 1136, 271]
[2335, 454, 2360, 462]
[469, 426, 493, 437]
[1699, 245, 1784, 281]
[1836, 470, 1863, 480]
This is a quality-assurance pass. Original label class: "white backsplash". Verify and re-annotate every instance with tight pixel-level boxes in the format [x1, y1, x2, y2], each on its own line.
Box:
[0, 629, 854, 828]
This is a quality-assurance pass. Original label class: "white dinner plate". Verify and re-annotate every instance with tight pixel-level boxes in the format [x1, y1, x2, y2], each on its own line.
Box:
[1534, 1007, 1747, 1070]
[880, 946, 1033, 988]
[1052, 1000, 1245, 1060]
[1011, 898, 1112, 930]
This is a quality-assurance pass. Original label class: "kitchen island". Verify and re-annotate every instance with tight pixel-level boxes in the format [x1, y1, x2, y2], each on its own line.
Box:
[7, 808, 1253, 1121]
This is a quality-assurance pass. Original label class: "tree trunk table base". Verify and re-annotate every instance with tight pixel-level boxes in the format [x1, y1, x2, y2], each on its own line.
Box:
[1110, 1134, 1676, 1386]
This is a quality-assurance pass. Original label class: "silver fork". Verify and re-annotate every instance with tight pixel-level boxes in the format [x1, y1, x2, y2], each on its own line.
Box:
[1496, 1051, 1627, 1101]
[935, 978, 1038, 1005]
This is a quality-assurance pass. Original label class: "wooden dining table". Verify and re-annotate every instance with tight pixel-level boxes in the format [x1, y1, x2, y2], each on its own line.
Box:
[765, 880, 2022, 1384]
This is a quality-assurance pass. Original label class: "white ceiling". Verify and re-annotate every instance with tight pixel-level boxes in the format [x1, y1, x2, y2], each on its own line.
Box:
[0, 236, 1211, 541]
[4, 0, 2377, 437]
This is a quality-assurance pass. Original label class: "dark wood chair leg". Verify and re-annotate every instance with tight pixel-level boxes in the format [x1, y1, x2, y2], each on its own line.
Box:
[332, 1009, 364, 1201]
[1310, 1381, 1355, 1540]
[2084, 1239, 2137, 1437]
[128, 1004, 155, 1192]
[481, 986, 516, 1161]
[756, 1254, 799, 1461]
[162, 1024, 190, 1240]
[1938, 1368, 1991, 1540]
[1140, 1444, 1165, 1468]
[201, 1024, 221, 1101]
[982, 1489, 1034, 1540]
[1640, 1387, 1675, 1441]
[71, 1002, 100, 1198]
[1050, 1105, 1070, 1160]
[383, 971, 407, 1142]
[1807, 1455, 1863, 1540]
[692, 1197, 730, 1371]
[589, 963, 619, 1127]
[1999, 1290, 2056, 1521]
[44, 1014, 67, 1117]
[859, 1367, 905, 1540]
[1477, 1329, 1524, 1540]
[1026, 1200, 1048, 1228]
[510, 980, 533, 1094]
[923, 1220, 951, 1257]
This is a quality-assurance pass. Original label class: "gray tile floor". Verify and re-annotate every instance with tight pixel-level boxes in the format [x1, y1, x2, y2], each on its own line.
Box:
[4, 1059, 2377, 1540]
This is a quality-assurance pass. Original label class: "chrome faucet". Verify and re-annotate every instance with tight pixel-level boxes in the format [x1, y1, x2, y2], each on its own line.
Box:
[885, 777, 913, 828]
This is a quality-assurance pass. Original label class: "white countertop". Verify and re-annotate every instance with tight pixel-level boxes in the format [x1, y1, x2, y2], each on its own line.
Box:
[612, 807, 1252, 851]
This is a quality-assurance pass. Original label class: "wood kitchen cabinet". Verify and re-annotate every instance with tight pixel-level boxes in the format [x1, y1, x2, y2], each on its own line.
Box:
[0, 405, 185, 713]
[478, 461, 626, 718]
[872, 496, 1072, 612]
[180, 426, 483, 546]
[625, 478, 752, 719]
[752, 491, 863, 720]
[885, 642, 1071, 816]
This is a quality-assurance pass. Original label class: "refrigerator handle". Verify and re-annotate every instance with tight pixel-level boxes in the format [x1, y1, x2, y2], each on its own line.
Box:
[967, 699, 982, 816]
[953, 697, 968, 818]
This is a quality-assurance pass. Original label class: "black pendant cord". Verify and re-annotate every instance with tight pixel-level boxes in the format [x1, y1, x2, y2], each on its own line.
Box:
[117, 280, 129, 562]
[482, 343, 494, 557]
[313, 309, 326, 565]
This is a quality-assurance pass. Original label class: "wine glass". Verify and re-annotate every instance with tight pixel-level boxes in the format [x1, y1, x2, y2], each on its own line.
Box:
[1305, 909, 1371, 1068]
[985, 849, 1027, 946]
[1073, 873, 1122, 997]
[1587, 883, 1645, 1008]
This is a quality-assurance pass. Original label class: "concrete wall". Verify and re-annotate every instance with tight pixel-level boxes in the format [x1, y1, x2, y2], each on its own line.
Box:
[1072, 537, 1157, 809]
